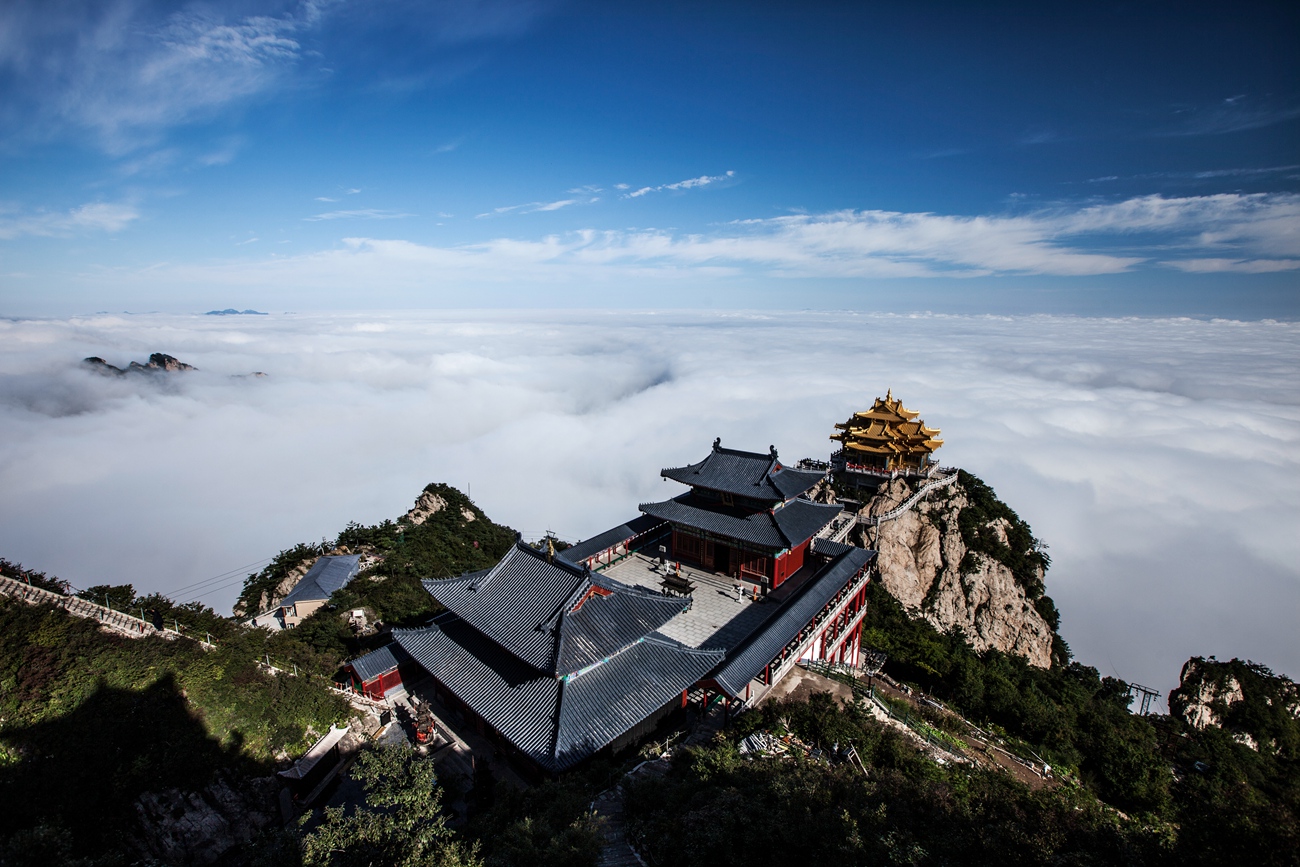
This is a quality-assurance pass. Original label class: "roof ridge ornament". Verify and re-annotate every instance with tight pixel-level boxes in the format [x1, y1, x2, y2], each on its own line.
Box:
[713, 436, 721, 451]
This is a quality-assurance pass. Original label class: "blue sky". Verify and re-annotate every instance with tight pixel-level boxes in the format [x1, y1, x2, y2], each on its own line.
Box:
[2, 0, 1297, 316]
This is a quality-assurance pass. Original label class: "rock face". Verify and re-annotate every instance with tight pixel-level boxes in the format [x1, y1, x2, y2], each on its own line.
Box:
[851, 475, 1055, 668]
[83, 352, 197, 375]
[1170, 657, 1300, 753]
[401, 488, 476, 526]
[402, 489, 448, 526]
[132, 773, 279, 865]
[233, 556, 315, 618]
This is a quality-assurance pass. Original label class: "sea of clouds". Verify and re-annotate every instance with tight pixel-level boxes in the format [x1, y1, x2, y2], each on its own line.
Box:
[2, 310, 1297, 704]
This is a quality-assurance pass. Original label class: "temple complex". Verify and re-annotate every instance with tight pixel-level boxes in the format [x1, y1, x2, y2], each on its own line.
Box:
[831, 389, 943, 475]
[392, 438, 875, 778]
[640, 439, 841, 593]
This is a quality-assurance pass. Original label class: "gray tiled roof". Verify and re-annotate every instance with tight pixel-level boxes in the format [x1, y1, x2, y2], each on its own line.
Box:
[661, 442, 824, 502]
[711, 546, 875, 696]
[773, 499, 846, 547]
[421, 544, 581, 672]
[556, 578, 689, 674]
[395, 615, 560, 762]
[394, 615, 721, 772]
[280, 555, 361, 607]
[638, 496, 842, 549]
[553, 635, 722, 768]
[346, 643, 411, 683]
[558, 514, 665, 565]
[423, 541, 688, 678]
[810, 538, 855, 558]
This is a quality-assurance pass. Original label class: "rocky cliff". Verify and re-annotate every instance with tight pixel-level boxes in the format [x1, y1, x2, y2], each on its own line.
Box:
[83, 352, 197, 375]
[1170, 657, 1300, 753]
[847, 471, 1058, 668]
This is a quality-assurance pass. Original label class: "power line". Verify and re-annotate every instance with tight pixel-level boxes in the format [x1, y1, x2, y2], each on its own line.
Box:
[167, 555, 276, 596]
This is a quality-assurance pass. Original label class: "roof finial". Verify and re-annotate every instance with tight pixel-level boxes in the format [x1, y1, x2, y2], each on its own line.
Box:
[713, 436, 721, 451]
[886, 387, 892, 402]
[769, 444, 777, 458]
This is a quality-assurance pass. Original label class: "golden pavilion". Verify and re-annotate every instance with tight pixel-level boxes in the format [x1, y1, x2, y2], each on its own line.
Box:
[831, 390, 943, 474]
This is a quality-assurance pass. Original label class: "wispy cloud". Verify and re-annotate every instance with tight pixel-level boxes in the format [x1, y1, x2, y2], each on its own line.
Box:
[475, 198, 583, 218]
[1087, 165, 1300, 184]
[1161, 95, 1300, 138]
[0, 0, 318, 152]
[109, 193, 1300, 288]
[304, 209, 415, 222]
[197, 137, 245, 167]
[623, 171, 736, 199]
[314, 188, 362, 203]
[0, 201, 139, 239]
[1166, 258, 1300, 274]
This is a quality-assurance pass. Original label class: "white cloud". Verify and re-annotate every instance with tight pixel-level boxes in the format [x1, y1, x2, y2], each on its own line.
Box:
[623, 170, 736, 198]
[0, 0, 313, 152]
[1166, 258, 1300, 273]
[197, 136, 245, 167]
[475, 198, 579, 218]
[304, 209, 416, 221]
[0, 201, 139, 239]
[0, 311, 1296, 706]
[126, 193, 1300, 289]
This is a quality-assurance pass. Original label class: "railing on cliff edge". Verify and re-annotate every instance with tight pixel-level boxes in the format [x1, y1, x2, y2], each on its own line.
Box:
[0, 573, 216, 648]
[859, 468, 960, 526]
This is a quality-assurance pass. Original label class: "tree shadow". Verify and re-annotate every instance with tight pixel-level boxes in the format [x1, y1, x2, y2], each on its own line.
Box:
[0, 673, 272, 859]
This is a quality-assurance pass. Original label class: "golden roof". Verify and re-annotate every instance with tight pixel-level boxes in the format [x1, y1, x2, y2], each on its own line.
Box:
[830, 389, 942, 460]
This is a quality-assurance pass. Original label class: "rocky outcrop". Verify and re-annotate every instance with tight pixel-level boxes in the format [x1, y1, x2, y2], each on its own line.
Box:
[83, 352, 197, 375]
[132, 773, 279, 865]
[1170, 657, 1300, 753]
[1176, 663, 1245, 731]
[402, 490, 448, 526]
[401, 488, 478, 526]
[851, 475, 1055, 668]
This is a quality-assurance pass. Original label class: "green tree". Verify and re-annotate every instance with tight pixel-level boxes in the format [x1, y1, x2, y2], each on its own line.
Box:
[76, 584, 136, 611]
[302, 744, 481, 867]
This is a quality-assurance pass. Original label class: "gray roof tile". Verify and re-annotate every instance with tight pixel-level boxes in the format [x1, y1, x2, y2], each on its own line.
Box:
[661, 442, 824, 502]
[394, 615, 721, 772]
[424, 541, 689, 678]
[346, 643, 411, 682]
[558, 514, 665, 565]
[639, 496, 842, 549]
[280, 555, 361, 607]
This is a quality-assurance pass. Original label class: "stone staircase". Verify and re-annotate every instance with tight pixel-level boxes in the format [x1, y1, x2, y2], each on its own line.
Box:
[0, 574, 211, 646]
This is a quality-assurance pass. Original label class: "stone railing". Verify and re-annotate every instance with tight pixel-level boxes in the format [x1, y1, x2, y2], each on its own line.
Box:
[859, 469, 960, 525]
[0, 574, 214, 647]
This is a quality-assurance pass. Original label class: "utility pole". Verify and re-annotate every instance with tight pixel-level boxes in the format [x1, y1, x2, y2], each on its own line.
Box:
[1128, 683, 1162, 716]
